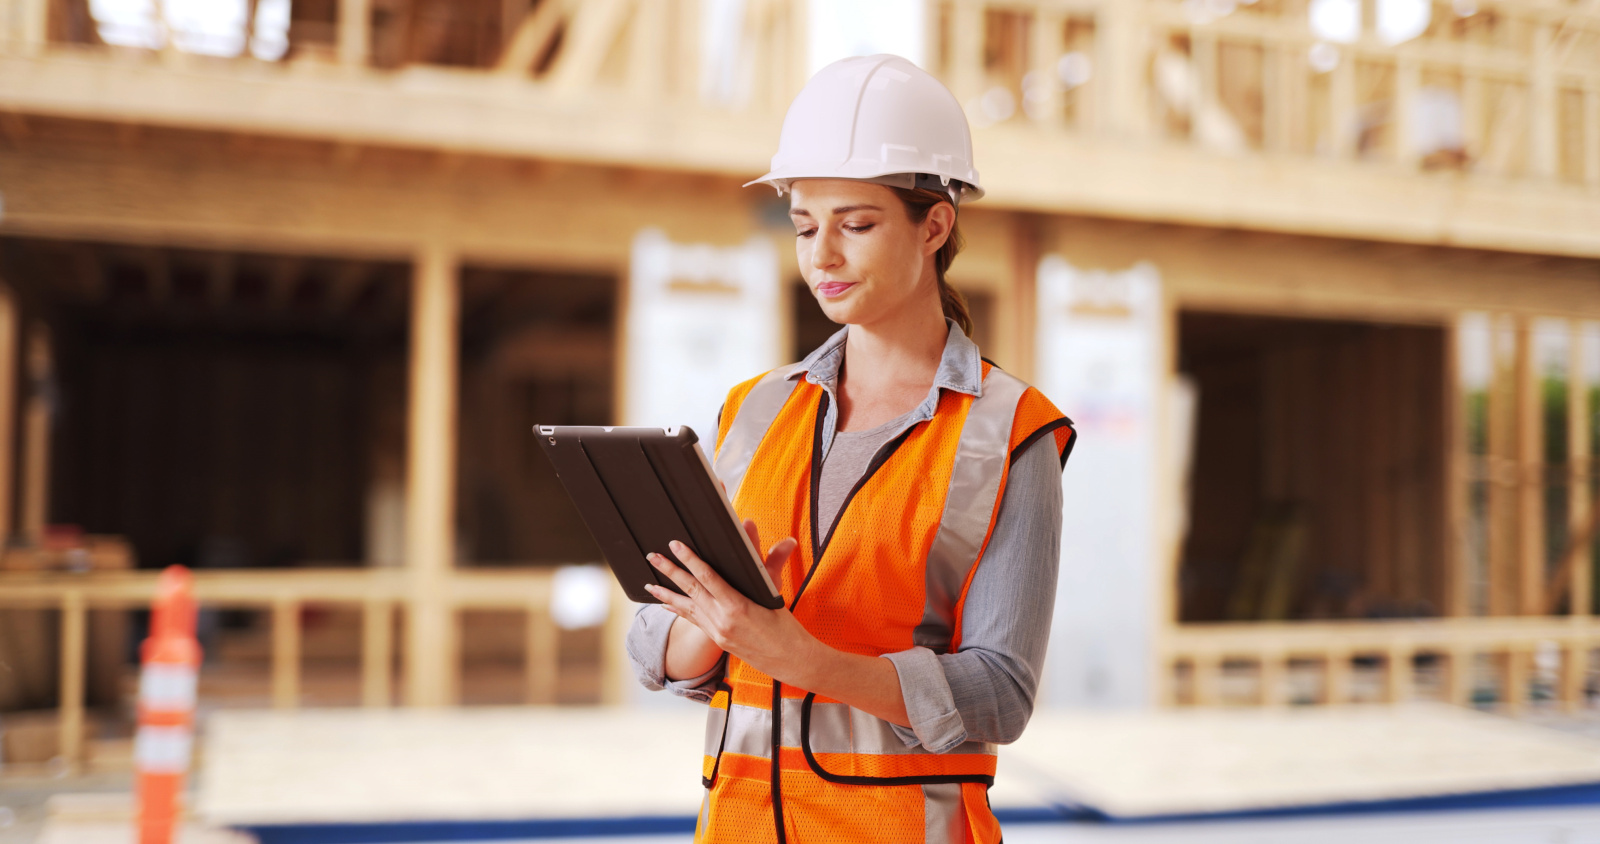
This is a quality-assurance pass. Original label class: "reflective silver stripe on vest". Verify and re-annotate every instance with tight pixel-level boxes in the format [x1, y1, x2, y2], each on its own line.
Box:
[712, 700, 994, 759]
[914, 368, 1030, 652]
[713, 365, 801, 504]
[702, 700, 729, 760]
[923, 783, 965, 844]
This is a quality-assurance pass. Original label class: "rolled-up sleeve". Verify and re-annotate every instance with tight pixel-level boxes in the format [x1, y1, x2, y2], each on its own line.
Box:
[626, 603, 726, 703]
[883, 433, 1063, 751]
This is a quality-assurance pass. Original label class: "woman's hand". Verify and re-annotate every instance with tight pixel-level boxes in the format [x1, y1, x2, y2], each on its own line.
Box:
[646, 521, 806, 677]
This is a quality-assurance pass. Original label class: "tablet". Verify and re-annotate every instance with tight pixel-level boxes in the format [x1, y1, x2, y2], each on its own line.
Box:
[535, 425, 784, 610]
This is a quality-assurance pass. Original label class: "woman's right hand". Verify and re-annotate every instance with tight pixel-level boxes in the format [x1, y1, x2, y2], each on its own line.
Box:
[659, 520, 795, 682]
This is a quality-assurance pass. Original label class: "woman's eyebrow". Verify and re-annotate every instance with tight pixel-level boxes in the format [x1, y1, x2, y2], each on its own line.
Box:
[789, 204, 884, 218]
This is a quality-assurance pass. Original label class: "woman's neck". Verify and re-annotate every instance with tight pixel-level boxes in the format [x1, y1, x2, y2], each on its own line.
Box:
[835, 295, 948, 431]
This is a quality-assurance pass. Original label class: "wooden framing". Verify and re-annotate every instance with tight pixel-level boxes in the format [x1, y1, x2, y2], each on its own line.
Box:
[403, 244, 460, 707]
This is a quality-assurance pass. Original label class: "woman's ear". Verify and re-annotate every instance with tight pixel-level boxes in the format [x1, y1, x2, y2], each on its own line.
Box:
[923, 201, 957, 256]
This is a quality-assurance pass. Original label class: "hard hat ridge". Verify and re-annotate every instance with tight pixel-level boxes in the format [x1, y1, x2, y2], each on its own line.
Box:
[745, 53, 984, 205]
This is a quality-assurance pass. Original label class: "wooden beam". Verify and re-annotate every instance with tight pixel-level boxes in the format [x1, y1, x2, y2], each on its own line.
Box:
[1385, 645, 1413, 703]
[1192, 651, 1221, 705]
[548, 0, 630, 94]
[1029, 8, 1066, 127]
[1, 55, 1598, 258]
[403, 243, 459, 707]
[495, 0, 570, 77]
[1329, 54, 1357, 159]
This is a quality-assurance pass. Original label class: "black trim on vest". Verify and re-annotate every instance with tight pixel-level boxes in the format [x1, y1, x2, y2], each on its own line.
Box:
[701, 679, 734, 789]
[793, 391, 830, 614]
[1058, 423, 1078, 470]
[771, 681, 788, 844]
[794, 390, 918, 611]
[1008, 418, 1076, 472]
[798, 693, 995, 787]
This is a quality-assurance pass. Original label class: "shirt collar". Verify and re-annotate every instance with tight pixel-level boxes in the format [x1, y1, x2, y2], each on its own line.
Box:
[788, 319, 984, 398]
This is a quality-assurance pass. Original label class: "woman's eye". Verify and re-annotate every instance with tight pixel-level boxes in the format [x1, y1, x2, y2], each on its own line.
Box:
[845, 224, 874, 234]
[796, 228, 817, 239]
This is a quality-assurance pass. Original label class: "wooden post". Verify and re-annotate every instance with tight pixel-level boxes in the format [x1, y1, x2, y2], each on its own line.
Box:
[1570, 320, 1591, 616]
[1385, 645, 1413, 704]
[1259, 651, 1287, 707]
[1192, 651, 1221, 706]
[1561, 641, 1588, 712]
[1325, 649, 1352, 705]
[1515, 319, 1544, 616]
[1445, 319, 1469, 617]
[1097, 0, 1148, 139]
[1029, 8, 1065, 127]
[1585, 89, 1600, 191]
[1190, 31, 1218, 148]
[1528, 24, 1558, 180]
[0, 286, 17, 550]
[338, 0, 371, 69]
[1447, 647, 1474, 706]
[949, 0, 985, 105]
[525, 601, 558, 705]
[1393, 57, 1420, 169]
[18, 0, 49, 53]
[1488, 316, 1517, 617]
[58, 590, 85, 771]
[21, 325, 51, 545]
[599, 581, 631, 705]
[1329, 55, 1356, 159]
[361, 599, 392, 707]
[627, 0, 666, 99]
[1504, 647, 1529, 714]
[272, 598, 301, 709]
[404, 243, 460, 707]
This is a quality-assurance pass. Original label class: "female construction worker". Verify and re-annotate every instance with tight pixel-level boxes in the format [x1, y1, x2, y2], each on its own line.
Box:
[626, 53, 1075, 844]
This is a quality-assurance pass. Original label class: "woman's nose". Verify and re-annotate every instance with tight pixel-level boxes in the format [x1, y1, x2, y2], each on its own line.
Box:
[811, 229, 843, 270]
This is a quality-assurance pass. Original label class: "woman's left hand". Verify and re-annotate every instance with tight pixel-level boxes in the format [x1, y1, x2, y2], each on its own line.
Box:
[644, 532, 809, 677]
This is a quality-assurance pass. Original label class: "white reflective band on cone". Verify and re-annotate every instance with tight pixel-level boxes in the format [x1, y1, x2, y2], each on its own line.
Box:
[135, 725, 193, 774]
[138, 664, 198, 712]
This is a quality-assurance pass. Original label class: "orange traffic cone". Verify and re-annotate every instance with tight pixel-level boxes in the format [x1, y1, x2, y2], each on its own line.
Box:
[134, 566, 202, 844]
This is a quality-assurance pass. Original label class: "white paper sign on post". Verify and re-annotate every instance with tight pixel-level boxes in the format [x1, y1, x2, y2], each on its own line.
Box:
[624, 229, 783, 444]
[1035, 256, 1165, 709]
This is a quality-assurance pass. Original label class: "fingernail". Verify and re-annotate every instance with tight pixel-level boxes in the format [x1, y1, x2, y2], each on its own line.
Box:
[670, 540, 685, 553]
[648, 554, 663, 567]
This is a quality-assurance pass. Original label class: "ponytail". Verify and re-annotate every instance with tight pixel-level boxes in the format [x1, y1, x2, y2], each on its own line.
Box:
[888, 185, 972, 338]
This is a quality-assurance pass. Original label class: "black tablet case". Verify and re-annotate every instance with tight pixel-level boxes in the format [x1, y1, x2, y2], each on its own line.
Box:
[535, 425, 784, 610]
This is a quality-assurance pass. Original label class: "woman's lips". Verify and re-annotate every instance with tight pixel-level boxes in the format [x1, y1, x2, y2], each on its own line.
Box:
[817, 282, 856, 298]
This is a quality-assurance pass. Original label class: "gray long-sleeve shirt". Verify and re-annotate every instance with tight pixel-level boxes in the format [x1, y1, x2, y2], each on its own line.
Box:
[625, 322, 1064, 753]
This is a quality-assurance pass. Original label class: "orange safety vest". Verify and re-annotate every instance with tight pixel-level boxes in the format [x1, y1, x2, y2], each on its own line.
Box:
[700, 360, 1074, 844]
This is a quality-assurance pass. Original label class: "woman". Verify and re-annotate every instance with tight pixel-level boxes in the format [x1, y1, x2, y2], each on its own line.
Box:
[626, 54, 1075, 844]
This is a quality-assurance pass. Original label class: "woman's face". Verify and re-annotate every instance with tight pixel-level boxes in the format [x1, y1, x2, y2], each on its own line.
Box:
[789, 179, 948, 328]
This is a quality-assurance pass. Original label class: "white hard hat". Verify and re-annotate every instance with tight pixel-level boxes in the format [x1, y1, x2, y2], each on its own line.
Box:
[745, 54, 983, 205]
